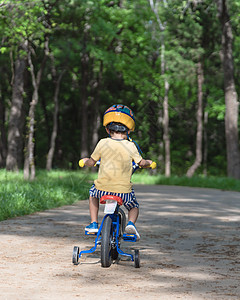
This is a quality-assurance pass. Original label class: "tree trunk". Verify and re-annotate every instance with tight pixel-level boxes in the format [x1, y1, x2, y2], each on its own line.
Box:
[91, 61, 103, 149]
[24, 98, 37, 180]
[6, 53, 26, 171]
[80, 51, 89, 158]
[24, 42, 47, 180]
[24, 53, 38, 180]
[0, 90, 7, 167]
[149, 0, 171, 176]
[186, 61, 204, 177]
[203, 110, 208, 176]
[218, 0, 240, 179]
[163, 79, 170, 177]
[46, 71, 65, 171]
[161, 38, 171, 177]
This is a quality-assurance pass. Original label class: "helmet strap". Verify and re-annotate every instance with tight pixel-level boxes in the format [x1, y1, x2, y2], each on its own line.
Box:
[127, 132, 143, 155]
[127, 132, 132, 142]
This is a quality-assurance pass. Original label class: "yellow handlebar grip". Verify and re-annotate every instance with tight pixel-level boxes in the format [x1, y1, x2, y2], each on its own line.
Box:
[150, 162, 157, 169]
[79, 159, 85, 168]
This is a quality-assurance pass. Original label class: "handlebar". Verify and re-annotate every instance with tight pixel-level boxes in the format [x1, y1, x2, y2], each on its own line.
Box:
[149, 162, 157, 169]
[79, 159, 85, 168]
[79, 159, 157, 170]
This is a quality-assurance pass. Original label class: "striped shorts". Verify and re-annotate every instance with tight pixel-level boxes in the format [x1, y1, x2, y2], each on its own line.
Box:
[89, 184, 139, 211]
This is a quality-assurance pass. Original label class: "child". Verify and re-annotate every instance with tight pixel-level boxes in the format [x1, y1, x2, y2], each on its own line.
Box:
[80, 104, 153, 241]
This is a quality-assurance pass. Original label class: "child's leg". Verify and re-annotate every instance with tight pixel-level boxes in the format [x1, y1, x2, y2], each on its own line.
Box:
[128, 207, 139, 224]
[126, 207, 140, 240]
[89, 196, 99, 223]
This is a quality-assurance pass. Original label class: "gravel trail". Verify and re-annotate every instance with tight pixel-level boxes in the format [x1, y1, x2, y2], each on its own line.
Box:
[1, 185, 240, 299]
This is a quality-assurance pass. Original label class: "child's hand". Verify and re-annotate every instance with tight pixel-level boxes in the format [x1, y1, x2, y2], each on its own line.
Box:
[146, 160, 153, 166]
[79, 158, 89, 167]
[82, 158, 89, 164]
[139, 159, 153, 168]
[79, 157, 97, 168]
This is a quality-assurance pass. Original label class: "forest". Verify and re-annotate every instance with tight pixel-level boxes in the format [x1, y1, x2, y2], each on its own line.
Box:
[0, 0, 240, 180]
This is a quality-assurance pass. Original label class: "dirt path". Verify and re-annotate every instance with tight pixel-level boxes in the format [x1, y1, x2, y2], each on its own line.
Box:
[1, 185, 240, 300]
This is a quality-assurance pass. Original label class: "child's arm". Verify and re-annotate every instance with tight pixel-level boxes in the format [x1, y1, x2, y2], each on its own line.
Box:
[138, 159, 153, 168]
[80, 157, 96, 167]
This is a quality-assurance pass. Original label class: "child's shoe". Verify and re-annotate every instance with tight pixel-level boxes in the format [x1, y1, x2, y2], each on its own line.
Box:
[125, 221, 140, 241]
[85, 222, 98, 233]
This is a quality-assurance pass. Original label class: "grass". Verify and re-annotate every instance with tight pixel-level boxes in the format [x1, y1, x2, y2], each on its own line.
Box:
[0, 169, 91, 221]
[0, 169, 239, 221]
[132, 172, 240, 192]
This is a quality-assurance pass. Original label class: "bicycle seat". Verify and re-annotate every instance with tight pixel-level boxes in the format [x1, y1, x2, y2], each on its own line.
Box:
[100, 195, 123, 206]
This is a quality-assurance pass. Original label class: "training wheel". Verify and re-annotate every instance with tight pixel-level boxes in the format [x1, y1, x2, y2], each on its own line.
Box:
[72, 246, 80, 265]
[134, 249, 140, 268]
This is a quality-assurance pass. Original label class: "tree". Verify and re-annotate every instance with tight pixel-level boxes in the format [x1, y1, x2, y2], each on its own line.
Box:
[149, 0, 171, 176]
[0, 2, 28, 171]
[0, 82, 8, 167]
[1, 0, 239, 178]
[1, 0, 52, 176]
[21, 1, 58, 179]
[186, 61, 204, 177]
[46, 69, 65, 170]
[24, 41, 48, 180]
[217, 0, 240, 179]
[6, 49, 27, 171]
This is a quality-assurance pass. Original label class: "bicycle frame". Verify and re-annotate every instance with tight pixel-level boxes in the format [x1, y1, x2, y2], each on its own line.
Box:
[78, 204, 135, 261]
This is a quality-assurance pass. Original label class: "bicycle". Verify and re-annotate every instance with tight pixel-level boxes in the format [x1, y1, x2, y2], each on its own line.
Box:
[72, 161, 156, 268]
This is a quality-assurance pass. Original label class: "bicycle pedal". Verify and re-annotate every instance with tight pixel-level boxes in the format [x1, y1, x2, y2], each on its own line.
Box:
[123, 233, 137, 242]
[85, 230, 98, 236]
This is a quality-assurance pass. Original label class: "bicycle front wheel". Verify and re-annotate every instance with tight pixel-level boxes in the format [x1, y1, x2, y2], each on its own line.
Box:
[101, 216, 113, 268]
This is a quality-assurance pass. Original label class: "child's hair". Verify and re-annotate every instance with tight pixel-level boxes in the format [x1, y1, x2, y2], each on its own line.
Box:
[107, 122, 129, 134]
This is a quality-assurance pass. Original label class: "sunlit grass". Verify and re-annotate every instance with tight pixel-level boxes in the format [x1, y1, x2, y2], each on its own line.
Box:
[132, 172, 240, 192]
[0, 169, 91, 221]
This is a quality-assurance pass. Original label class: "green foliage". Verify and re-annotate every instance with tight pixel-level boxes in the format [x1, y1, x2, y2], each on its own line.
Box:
[0, 0, 48, 52]
[1, 0, 239, 177]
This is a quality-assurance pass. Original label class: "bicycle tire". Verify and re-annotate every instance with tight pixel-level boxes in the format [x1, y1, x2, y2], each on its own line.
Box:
[110, 209, 125, 261]
[101, 216, 113, 268]
[134, 249, 140, 268]
[72, 246, 79, 265]
[118, 207, 126, 236]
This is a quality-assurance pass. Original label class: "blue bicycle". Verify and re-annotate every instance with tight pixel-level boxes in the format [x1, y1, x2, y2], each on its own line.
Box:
[72, 194, 140, 268]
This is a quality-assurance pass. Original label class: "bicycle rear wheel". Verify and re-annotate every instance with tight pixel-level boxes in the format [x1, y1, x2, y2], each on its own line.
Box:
[134, 249, 140, 268]
[72, 246, 79, 265]
[101, 216, 113, 268]
[118, 207, 126, 236]
[111, 209, 126, 261]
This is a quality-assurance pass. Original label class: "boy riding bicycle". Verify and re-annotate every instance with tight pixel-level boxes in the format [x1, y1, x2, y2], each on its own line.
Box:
[80, 104, 153, 241]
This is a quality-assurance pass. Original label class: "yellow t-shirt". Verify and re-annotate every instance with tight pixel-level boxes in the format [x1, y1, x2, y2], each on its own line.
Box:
[91, 138, 142, 193]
